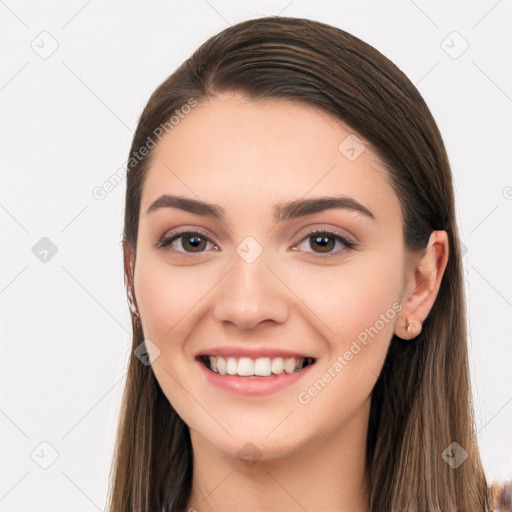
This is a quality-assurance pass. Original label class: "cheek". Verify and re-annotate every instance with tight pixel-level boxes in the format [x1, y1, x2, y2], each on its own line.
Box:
[291, 261, 401, 431]
[133, 257, 204, 405]
[288, 251, 403, 411]
[291, 251, 403, 347]
[134, 255, 200, 343]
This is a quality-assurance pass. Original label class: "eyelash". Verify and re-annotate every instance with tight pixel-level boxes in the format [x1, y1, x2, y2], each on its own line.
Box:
[293, 228, 356, 257]
[154, 226, 356, 257]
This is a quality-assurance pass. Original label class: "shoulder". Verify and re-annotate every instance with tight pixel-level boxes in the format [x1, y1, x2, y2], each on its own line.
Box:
[491, 480, 511, 511]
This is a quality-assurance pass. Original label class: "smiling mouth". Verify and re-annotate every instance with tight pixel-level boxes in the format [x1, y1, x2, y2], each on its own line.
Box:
[198, 355, 316, 377]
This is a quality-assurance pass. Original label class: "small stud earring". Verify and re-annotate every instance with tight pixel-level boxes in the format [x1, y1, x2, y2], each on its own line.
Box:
[406, 321, 422, 338]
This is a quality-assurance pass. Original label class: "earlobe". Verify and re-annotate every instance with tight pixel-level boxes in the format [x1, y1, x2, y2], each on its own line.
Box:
[394, 230, 449, 340]
[406, 321, 421, 338]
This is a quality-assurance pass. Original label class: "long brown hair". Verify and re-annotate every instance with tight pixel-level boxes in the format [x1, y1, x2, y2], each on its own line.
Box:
[108, 16, 495, 511]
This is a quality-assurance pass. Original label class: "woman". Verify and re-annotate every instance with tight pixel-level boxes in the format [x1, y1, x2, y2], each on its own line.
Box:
[107, 16, 501, 511]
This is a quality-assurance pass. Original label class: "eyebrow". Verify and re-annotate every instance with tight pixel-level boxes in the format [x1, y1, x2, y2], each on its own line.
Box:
[146, 194, 376, 222]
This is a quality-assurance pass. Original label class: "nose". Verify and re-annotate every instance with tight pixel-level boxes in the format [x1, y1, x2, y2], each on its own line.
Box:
[212, 250, 290, 330]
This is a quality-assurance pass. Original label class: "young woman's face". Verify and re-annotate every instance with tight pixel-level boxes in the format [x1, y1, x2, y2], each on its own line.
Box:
[133, 93, 409, 462]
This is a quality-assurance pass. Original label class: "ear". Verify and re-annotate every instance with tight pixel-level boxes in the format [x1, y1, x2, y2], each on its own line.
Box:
[394, 230, 449, 340]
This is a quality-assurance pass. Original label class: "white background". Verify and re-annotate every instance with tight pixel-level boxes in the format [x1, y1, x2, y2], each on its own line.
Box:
[1, 1, 511, 510]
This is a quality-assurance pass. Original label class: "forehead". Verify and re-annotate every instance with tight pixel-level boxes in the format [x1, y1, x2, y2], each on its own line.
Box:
[140, 94, 399, 220]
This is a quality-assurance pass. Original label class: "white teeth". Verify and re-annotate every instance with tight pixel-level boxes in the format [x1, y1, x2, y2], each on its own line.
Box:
[237, 357, 254, 376]
[226, 357, 237, 375]
[254, 357, 272, 376]
[284, 357, 297, 373]
[271, 357, 284, 374]
[203, 355, 311, 377]
[216, 356, 226, 375]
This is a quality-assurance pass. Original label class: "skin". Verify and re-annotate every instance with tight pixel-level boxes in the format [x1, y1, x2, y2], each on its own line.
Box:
[125, 92, 449, 512]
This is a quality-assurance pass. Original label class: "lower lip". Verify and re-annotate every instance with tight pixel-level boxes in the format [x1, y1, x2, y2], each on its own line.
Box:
[195, 358, 315, 396]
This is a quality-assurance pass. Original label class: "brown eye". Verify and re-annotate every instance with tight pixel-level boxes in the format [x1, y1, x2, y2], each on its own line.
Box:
[295, 230, 356, 256]
[180, 233, 208, 252]
[309, 233, 336, 253]
[154, 230, 217, 254]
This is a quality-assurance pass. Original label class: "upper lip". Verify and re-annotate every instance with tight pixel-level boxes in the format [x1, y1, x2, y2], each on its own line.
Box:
[195, 345, 315, 359]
